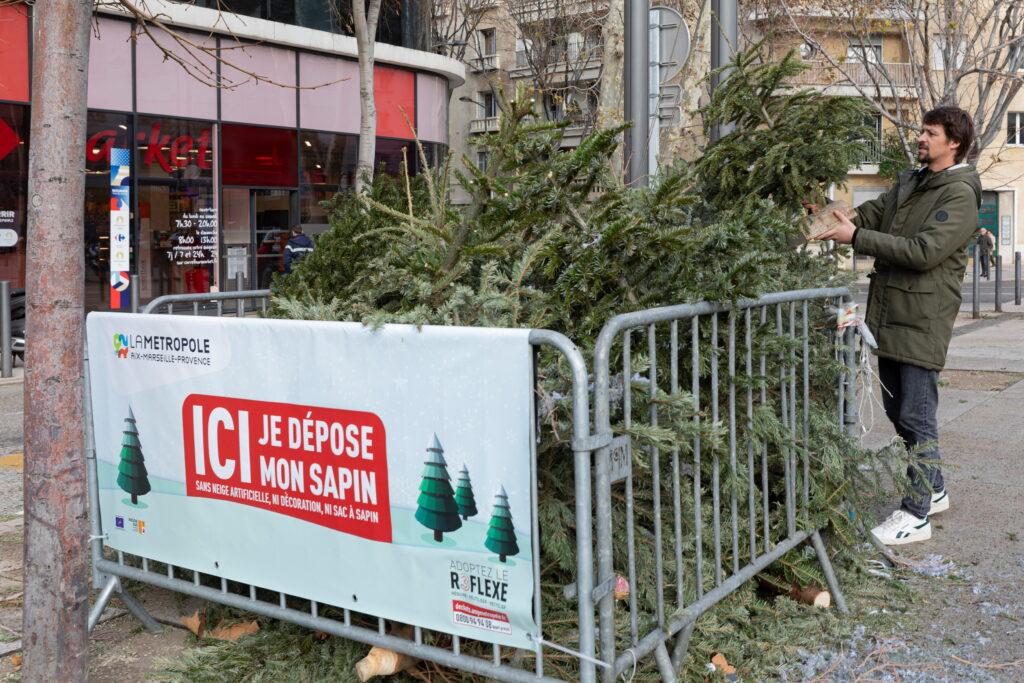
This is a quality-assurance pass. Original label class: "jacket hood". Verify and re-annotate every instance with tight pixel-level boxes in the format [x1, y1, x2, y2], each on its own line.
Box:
[906, 165, 982, 205]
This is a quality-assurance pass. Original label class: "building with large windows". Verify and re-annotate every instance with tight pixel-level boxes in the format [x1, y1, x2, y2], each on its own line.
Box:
[0, 0, 462, 310]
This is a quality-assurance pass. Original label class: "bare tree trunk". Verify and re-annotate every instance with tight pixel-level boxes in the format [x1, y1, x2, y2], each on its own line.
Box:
[354, 0, 383, 194]
[23, 0, 92, 680]
[599, 0, 625, 179]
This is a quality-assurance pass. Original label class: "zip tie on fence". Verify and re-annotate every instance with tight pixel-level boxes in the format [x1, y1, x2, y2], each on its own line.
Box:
[837, 302, 888, 440]
[527, 634, 612, 669]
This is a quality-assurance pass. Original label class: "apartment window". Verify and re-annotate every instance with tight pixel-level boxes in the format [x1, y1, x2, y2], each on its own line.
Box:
[477, 28, 496, 56]
[477, 151, 489, 173]
[480, 91, 498, 118]
[847, 35, 882, 64]
[931, 35, 966, 71]
[1008, 112, 1024, 146]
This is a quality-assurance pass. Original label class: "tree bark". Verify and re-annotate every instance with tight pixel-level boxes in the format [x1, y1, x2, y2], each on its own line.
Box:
[354, 0, 383, 194]
[23, 0, 92, 680]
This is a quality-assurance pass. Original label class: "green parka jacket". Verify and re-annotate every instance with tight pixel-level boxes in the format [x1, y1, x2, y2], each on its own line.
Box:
[853, 164, 982, 371]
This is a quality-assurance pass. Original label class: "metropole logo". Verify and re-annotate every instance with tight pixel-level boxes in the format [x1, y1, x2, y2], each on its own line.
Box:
[0, 120, 20, 163]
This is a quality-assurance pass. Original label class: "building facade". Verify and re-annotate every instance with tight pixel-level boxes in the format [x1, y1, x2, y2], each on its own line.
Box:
[0, 1, 463, 310]
[753, 8, 1024, 267]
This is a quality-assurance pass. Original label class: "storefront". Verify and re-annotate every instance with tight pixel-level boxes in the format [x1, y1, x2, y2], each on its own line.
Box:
[0, 4, 458, 311]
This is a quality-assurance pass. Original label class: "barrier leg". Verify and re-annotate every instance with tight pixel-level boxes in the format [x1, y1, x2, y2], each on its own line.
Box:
[118, 584, 163, 633]
[810, 531, 847, 613]
[87, 575, 120, 632]
[653, 641, 676, 682]
[88, 575, 162, 634]
[670, 621, 694, 671]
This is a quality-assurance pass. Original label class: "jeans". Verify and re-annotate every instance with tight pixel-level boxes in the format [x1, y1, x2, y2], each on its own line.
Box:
[877, 357, 944, 518]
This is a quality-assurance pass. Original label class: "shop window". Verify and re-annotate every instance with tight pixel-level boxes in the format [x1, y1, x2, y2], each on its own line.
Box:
[140, 180, 217, 302]
[136, 116, 215, 181]
[375, 138, 414, 178]
[222, 124, 298, 187]
[136, 119, 217, 302]
[300, 131, 357, 234]
[0, 104, 28, 287]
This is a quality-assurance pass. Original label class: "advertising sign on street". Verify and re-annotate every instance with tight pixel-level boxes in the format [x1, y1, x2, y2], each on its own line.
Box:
[87, 314, 539, 647]
[109, 147, 131, 309]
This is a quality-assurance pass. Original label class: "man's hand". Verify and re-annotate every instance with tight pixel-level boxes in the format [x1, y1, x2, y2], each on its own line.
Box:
[813, 210, 857, 244]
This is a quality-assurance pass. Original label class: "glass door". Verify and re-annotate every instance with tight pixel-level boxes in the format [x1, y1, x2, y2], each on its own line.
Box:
[254, 189, 293, 289]
[221, 188, 294, 290]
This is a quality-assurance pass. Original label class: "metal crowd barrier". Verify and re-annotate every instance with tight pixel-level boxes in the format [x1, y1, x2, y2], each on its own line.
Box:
[86, 295, 596, 682]
[88, 287, 856, 682]
[141, 289, 273, 316]
[590, 287, 855, 682]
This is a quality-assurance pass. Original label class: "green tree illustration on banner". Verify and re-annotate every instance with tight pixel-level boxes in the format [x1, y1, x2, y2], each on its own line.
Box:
[454, 464, 478, 521]
[414, 434, 462, 542]
[485, 486, 519, 563]
[116, 406, 151, 505]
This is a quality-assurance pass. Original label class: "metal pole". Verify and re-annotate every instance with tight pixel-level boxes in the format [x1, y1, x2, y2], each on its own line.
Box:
[130, 274, 140, 313]
[0, 281, 10, 378]
[625, 0, 649, 187]
[710, 0, 738, 141]
[972, 245, 980, 319]
[24, 0, 93, 679]
[995, 256, 1003, 313]
[1015, 251, 1021, 306]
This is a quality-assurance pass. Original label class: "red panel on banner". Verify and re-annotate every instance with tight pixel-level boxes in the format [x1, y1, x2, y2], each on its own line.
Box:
[0, 6, 30, 103]
[182, 394, 393, 542]
[374, 66, 415, 139]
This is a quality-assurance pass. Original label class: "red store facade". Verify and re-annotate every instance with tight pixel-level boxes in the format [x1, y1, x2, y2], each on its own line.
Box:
[0, 3, 461, 310]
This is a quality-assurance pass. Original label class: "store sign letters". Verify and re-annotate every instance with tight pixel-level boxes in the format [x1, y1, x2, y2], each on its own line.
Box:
[87, 123, 213, 173]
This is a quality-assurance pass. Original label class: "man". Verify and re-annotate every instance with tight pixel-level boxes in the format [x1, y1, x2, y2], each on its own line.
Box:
[283, 225, 315, 274]
[977, 228, 994, 279]
[813, 107, 981, 545]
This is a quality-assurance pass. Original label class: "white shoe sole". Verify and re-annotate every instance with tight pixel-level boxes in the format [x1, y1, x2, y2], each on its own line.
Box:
[874, 524, 932, 546]
[929, 491, 949, 515]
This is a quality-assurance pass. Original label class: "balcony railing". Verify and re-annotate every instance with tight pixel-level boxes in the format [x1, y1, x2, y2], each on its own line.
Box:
[469, 55, 500, 72]
[512, 45, 604, 78]
[788, 61, 916, 88]
[469, 117, 501, 134]
[854, 137, 882, 165]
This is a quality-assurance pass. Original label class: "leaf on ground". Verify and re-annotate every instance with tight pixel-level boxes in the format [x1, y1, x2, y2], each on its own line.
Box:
[181, 610, 206, 637]
[207, 619, 260, 642]
[10, 654, 20, 667]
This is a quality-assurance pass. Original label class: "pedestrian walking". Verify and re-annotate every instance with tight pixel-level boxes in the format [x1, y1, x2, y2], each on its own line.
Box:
[810, 106, 981, 545]
[977, 228, 994, 279]
[284, 225, 315, 274]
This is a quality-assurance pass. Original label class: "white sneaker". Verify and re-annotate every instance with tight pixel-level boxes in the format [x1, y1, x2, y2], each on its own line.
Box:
[929, 489, 949, 515]
[871, 509, 931, 546]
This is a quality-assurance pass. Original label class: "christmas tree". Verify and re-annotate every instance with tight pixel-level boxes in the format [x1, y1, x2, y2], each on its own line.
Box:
[484, 486, 519, 563]
[454, 464, 477, 520]
[116, 406, 151, 505]
[414, 434, 462, 542]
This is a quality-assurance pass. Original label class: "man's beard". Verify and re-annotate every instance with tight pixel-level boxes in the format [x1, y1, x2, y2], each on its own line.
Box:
[917, 146, 931, 164]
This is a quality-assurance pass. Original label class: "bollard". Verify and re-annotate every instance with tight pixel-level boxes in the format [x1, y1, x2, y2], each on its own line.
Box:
[995, 257, 1002, 313]
[235, 272, 245, 316]
[972, 246, 980, 319]
[0, 281, 10, 378]
[1016, 252, 1021, 306]
[130, 274, 140, 313]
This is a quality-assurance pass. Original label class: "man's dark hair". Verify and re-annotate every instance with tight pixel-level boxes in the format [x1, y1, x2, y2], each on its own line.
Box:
[922, 106, 975, 164]
[292, 224, 303, 234]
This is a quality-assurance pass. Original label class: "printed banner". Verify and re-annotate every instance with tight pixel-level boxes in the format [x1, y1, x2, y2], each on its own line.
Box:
[87, 314, 538, 648]
[109, 147, 131, 308]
